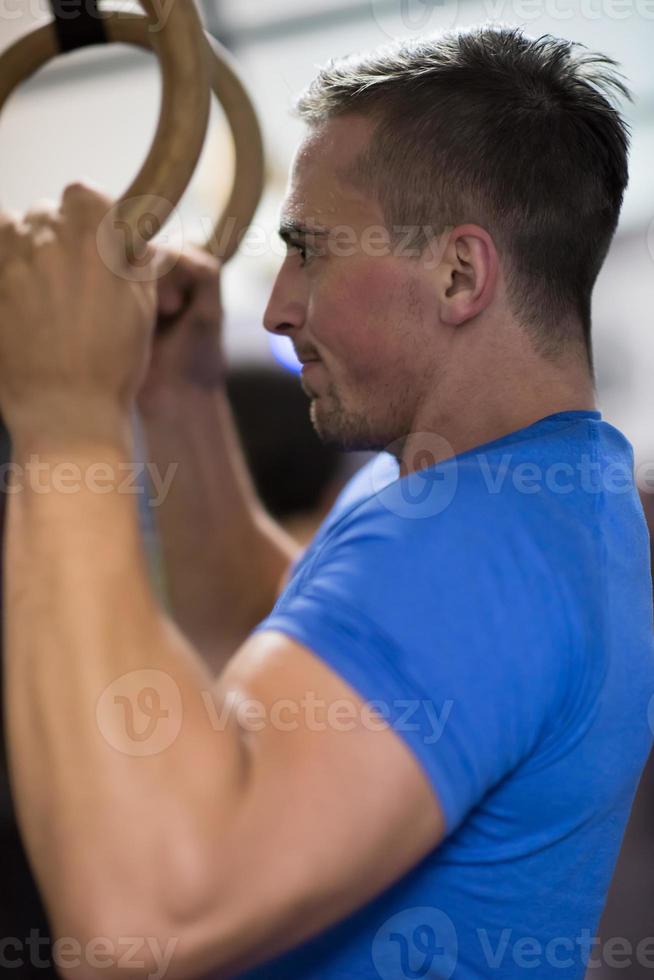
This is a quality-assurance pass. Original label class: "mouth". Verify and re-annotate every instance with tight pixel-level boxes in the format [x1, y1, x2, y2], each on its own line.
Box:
[298, 353, 324, 380]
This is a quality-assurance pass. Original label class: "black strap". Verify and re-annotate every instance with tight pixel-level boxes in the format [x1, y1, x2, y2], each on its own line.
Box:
[49, 0, 108, 54]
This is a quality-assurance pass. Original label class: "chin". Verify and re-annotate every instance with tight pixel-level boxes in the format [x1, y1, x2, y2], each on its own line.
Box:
[310, 398, 384, 453]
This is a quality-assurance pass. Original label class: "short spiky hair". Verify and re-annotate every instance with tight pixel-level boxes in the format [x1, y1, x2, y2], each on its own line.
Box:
[296, 25, 631, 362]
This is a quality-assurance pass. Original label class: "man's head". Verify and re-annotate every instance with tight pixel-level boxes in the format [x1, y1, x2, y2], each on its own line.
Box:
[263, 25, 630, 454]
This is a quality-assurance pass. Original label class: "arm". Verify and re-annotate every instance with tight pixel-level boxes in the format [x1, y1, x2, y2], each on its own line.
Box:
[138, 248, 301, 672]
[2, 187, 444, 979]
[6, 441, 443, 976]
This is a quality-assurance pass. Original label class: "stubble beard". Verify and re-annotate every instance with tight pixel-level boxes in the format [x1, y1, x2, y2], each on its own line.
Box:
[306, 379, 388, 453]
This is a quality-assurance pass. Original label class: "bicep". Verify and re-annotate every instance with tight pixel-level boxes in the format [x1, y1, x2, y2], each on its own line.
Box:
[209, 628, 446, 975]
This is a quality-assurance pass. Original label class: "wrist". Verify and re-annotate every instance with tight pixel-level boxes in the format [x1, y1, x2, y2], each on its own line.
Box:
[8, 399, 134, 461]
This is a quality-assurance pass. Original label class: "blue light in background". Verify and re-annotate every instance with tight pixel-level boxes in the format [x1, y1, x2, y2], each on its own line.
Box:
[268, 333, 302, 374]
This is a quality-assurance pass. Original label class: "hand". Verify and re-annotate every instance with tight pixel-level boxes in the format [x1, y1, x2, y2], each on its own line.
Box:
[0, 182, 158, 445]
[137, 243, 225, 416]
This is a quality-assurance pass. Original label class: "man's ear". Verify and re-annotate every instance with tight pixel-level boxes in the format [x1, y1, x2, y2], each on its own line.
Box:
[430, 224, 499, 327]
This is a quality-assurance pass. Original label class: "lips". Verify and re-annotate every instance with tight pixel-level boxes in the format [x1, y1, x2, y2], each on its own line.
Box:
[296, 353, 321, 365]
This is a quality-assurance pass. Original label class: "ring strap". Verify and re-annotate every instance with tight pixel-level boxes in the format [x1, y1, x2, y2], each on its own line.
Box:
[49, 0, 108, 53]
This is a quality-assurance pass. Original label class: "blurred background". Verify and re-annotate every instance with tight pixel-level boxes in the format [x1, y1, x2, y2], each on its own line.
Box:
[0, 1, 653, 977]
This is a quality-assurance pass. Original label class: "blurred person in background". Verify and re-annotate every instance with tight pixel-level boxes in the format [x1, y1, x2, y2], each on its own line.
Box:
[226, 365, 352, 545]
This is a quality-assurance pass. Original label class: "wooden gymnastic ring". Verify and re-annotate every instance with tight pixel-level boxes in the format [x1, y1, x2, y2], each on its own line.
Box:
[0, 1, 211, 248]
[104, 16, 266, 262]
[201, 33, 265, 262]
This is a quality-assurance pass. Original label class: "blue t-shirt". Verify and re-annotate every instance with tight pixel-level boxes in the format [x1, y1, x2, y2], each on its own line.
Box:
[242, 411, 654, 980]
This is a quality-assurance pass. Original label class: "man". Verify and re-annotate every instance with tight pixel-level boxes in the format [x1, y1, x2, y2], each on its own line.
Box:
[1, 24, 652, 980]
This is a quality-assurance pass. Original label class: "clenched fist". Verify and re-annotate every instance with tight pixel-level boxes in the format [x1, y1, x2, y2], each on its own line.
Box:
[0, 182, 157, 445]
[137, 242, 225, 417]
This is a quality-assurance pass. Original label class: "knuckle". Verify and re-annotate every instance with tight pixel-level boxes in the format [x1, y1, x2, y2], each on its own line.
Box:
[182, 245, 221, 278]
[24, 210, 62, 245]
[62, 181, 90, 203]
[24, 198, 59, 221]
[197, 249, 221, 274]
[0, 221, 32, 267]
[31, 226, 59, 252]
[61, 182, 112, 219]
[0, 211, 22, 238]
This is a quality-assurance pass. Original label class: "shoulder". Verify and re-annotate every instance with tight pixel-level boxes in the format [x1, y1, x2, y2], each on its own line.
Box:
[283, 447, 568, 643]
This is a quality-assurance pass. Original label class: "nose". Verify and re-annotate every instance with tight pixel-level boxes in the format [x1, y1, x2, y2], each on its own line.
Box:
[263, 258, 307, 338]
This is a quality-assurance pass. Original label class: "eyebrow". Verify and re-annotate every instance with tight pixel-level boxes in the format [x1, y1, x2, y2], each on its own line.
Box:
[278, 221, 330, 245]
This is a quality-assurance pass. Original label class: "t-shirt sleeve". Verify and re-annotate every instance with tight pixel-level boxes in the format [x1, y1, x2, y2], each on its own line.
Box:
[254, 494, 566, 835]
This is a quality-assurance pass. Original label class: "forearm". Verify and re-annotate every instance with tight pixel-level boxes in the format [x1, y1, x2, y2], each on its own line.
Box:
[139, 383, 301, 671]
[4, 429, 245, 947]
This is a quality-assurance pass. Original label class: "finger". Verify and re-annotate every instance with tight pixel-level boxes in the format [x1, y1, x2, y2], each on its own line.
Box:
[61, 180, 113, 212]
[158, 281, 188, 318]
[156, 262, 222, 334]
[154, 246, 213, 316]
[59, 183, 115, 271]
[161, 246, 221, 291]
[178, 242, 222, 279]
[22, 201, 62, 249]
[23, 199, 59, 227]
[60, 182, 114, 236]
[0, 211, 32, 268]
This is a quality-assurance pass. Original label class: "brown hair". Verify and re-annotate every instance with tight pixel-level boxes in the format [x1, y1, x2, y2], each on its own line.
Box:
[296, 25, 632, 364]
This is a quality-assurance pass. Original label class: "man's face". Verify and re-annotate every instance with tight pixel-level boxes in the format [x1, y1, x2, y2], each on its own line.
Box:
[263, 115, 441, 453]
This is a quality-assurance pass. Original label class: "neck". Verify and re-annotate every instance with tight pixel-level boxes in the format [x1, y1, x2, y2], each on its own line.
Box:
[398, 353, 596, 477]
